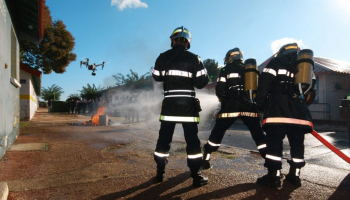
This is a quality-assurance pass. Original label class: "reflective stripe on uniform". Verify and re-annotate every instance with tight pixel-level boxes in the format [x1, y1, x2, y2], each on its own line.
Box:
[266, 154, 282, 161]
[217, 112, 261, 118]
[278, 69, 289, 75]
[188, 153, 203, 159]
[154, 152, 169, 157]
[152, 69, 160, 76]
[263, 117, 313, 127]
[208, 140, 221, 147]
[292, 158, 305, 163]
[263, 68, 276, 76]
[159, 115, 200, 122]
[227, 73, 240, 78]
[205, 153, 211, 160]
[257, 144, 267, 149]
[166, 70, 193, 78]
[196, 69, 207, 77]
[164, 95, 193, 98]
[228, 85, 243, 90]
[163, 90, 195, 98]
[219, 77, 226, 82]
[165, 90, 194, 93]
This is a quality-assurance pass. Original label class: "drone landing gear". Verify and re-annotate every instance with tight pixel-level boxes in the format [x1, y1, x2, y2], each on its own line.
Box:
[92, 72, 96, 76]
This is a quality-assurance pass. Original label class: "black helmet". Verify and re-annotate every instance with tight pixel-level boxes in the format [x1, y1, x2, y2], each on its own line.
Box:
[224, 48, 243, 64]
[277, 43, 300, 57]
[170, 26, 192, 49]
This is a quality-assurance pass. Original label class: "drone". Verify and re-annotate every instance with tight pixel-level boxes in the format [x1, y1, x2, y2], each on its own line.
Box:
[80, 58, 106, 76]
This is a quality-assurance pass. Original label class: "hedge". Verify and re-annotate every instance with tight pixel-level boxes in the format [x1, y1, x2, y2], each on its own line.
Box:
[51, 101, 69, 112]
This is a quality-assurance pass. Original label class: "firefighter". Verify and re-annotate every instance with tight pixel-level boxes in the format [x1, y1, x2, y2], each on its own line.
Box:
[202, 48, 267, 170]
[70, 99, 76, 114]
[254, 43, 316, 188]
[152, 26, 209, 187]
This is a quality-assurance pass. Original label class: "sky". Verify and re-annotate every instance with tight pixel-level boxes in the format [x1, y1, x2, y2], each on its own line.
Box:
[43, 0, 350, 101]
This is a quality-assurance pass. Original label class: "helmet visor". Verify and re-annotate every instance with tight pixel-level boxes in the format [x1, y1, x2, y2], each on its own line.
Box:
[171, 27, 192, 42]
[279, 44, 300, 56]
[224, 50, 243, 63]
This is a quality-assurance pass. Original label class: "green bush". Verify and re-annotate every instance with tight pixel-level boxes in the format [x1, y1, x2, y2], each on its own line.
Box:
[51, 101, 69, 112]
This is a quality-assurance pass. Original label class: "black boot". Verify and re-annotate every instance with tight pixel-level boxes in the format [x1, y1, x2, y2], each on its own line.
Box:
[191, 171, 209, 187]
[286, 167, 301, 187]
[257, 169, 282, 188]
[202, 150, 212, 170]
[154, 154, 168, 182]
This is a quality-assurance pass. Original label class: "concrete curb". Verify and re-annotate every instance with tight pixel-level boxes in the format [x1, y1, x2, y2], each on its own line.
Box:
[0, 182, 8, 200]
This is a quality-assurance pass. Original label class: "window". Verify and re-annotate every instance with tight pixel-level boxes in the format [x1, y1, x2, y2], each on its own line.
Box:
[20, 79, 27, 84]
[314, 76, 319, 103]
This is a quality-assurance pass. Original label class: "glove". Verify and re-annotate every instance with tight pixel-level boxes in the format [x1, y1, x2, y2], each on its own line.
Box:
[305, 89, 316, 106]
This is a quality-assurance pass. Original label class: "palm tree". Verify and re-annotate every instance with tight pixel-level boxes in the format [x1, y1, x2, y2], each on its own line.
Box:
[41, 84, 63, 101]
[66, 93, 81, 101]
[79, 83, 104, 100]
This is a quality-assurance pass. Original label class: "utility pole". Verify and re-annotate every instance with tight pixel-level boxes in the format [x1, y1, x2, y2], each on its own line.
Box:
[53, 86, 57, 101]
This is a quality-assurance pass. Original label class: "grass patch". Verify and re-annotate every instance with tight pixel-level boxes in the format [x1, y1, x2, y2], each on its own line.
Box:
[44, 143, 50, 151]
[19, 121, 30, 128]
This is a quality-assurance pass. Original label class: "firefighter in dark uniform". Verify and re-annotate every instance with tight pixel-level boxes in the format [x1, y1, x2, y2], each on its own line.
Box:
[202, 48, 267, 169]
[152, 26, 209, 187]
[255, 43, 316, 188]
[70, 99, 76, 114]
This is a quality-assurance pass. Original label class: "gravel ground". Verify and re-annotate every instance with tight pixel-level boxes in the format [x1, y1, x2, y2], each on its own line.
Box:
[0, 108, 349, 200]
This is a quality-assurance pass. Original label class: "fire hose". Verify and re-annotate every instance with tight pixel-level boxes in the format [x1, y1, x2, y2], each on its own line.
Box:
[312, 129, 350, 164]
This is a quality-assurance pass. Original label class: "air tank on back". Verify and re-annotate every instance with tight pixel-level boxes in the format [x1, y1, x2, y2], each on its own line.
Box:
[294, 49, 314, 97]
[244, 58, 259, 103]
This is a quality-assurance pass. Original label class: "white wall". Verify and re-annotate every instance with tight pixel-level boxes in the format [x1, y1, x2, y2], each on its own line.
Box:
[310, 73, 350, 121]
[326, 73, 350, 121]
[20, 70, 39, 120]
[0, 0, 21, 158]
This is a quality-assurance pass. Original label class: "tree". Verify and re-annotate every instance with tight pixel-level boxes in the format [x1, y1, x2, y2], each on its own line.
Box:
[66, 94, 81, 101]
[113, 69, 153, 93]
[203, 59, 220, 82]
[41, 84, 64, 101]
[79, 84, 104, 100]
[20, 6, 77, 74]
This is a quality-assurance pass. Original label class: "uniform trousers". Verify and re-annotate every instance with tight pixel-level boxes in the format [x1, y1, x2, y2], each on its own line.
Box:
[264, 125, 308, 170]
[204, 117, 266, 156]
[154, 121, 202, 172]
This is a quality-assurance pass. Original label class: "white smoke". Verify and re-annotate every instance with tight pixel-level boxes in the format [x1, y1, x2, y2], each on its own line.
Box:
[271, 38, 307, 54]
[196, 90, 221, 129]
[102, 76, 117, 88]
[101, 82, 163, 128]
[111, 0, 148, 11]
[101, 81, 220, 130]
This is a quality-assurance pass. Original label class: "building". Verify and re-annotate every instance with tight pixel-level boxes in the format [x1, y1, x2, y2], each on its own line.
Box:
[0, 0, 44, 158]
[257, 56, 350, 122]
[20, 63, 42, 121]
